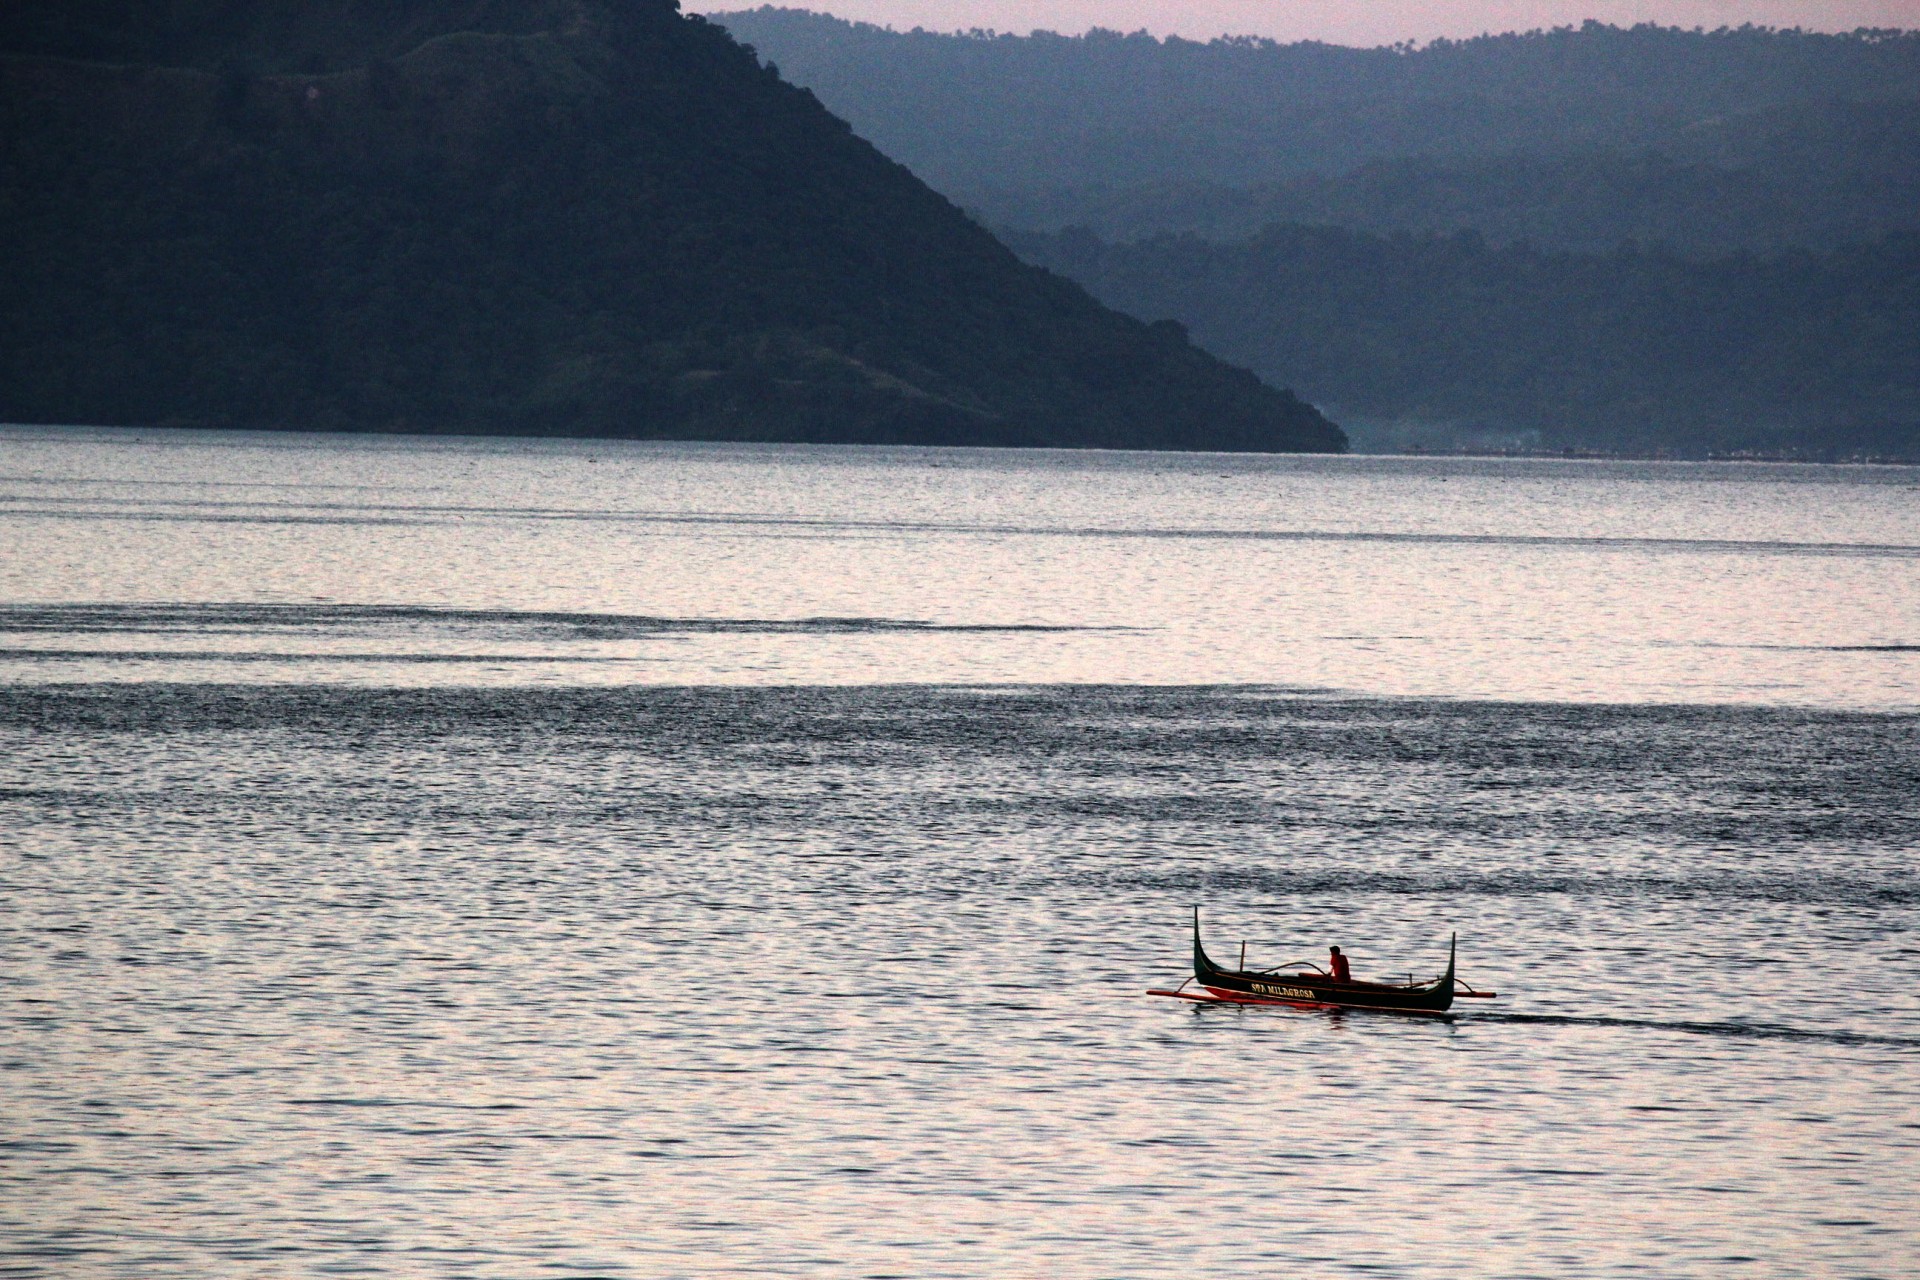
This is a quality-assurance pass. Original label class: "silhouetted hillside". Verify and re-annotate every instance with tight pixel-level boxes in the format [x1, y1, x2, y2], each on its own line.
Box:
[713, 11, 1920, 253]
[0, 0, 1342, 451]
[1010, 225, 1920, 459]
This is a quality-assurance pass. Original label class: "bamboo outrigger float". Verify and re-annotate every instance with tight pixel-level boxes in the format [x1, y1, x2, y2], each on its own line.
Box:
[1148, 909, 1497, 1014]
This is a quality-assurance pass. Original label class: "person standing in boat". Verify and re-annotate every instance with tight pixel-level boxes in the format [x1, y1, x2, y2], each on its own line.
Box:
[1327, 946, 1351, 982]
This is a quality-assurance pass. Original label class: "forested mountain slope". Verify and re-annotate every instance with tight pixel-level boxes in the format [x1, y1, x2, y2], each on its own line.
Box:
[0, 0, 1342, 451]
[979, 111, 1920, 255]
[1012, 226, 1920, 458]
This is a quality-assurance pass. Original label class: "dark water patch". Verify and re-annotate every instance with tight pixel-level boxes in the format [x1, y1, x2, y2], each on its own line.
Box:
[1818, 645, 1920, 653]
[10, 499, 1919, 558]
[4, 679, 1913, 735]
[1089, 528, 1920, 559]
[0, 507, 444, 527]
[1769, 645, 1919, 653]
[283, 1099, 529, 1110]
[0, 604, 1109, 639]
[3, 685, 1910, 826]
[16, 780, 1914, 853]
[0, 650, 642, 664]
[1702, 642, 1920, 653]
[2, 685, 1913, 820]
[0, 473, 393, 492]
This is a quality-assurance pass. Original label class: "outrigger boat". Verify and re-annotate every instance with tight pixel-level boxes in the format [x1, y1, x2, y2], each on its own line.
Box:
[1148, 909, 1497, 1014]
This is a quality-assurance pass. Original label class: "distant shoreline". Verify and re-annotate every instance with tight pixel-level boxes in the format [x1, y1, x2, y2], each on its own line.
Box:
[7, 419, 1918, 467]
[1381, 444, 1920, 467]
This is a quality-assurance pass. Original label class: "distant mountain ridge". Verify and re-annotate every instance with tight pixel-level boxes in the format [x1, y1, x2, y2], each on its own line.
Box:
[712, 10, 1920, 253]
[710, 11, 1920, 180]
[0, 0, 1342, 451]
[713, 10, 1920, 457]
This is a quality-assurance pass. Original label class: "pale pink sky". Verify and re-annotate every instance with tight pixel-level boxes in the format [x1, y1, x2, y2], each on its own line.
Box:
[690, 1, 1919, 44]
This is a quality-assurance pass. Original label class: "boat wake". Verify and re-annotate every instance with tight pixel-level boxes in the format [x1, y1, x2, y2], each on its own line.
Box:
[1462, 1010, 1919, 1049]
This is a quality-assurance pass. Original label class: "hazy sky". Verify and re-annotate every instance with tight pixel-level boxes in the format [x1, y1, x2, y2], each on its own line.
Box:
[689, 2, 1919, 44]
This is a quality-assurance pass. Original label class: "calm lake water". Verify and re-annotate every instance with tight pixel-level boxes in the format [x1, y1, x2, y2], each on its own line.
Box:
[3, 427, 1917, 1277]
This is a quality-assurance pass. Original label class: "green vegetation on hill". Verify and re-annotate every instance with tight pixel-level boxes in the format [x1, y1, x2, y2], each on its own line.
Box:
[0, 0, 1342, 452]
[1009, 225, 1920, 459]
